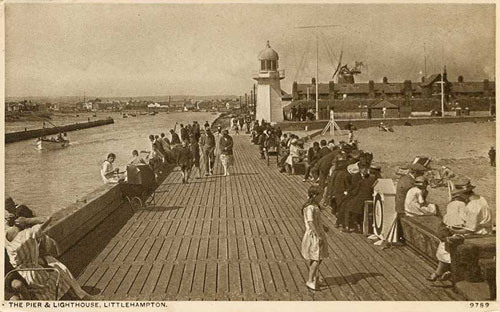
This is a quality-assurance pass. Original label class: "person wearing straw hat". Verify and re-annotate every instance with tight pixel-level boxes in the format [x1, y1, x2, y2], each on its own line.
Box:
[428, 177, 491, 282]
[404, 176, 437, 217]
[449, 177, 492, 235]
[301, 185, 329, 291]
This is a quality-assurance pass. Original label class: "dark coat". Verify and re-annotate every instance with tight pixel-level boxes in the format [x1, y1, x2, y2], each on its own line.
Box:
[344, 174, 377, 214]
[219, 135, 234, 155]
[318, 146, 331, 159]
[171, 132, 181, 145]
[395, 174, 415, 213]
[317, 150, 338, 174]
[180, 127, 189, 141]
[307, 147, 321, 165]
[333, 169, 351, 206]
[176, 146, 192, 166]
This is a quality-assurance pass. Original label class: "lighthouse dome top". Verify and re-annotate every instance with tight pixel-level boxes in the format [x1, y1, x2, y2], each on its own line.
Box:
[258, 41, 279, 61]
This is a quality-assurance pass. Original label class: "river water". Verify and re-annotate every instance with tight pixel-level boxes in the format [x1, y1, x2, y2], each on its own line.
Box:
[5, 111, 219, 216]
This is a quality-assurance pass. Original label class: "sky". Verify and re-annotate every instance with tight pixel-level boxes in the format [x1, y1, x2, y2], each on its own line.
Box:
[5, 2, 496, 97]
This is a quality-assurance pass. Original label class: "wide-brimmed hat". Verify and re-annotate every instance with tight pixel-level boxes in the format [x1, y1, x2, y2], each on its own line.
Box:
[291, 138, 298, 144]
[414, 176, 427, 185]
[409, 163, 428, 172]
[451, 176, 475, 195]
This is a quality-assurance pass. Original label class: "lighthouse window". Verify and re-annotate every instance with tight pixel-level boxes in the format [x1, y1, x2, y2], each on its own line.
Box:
[261, 60, 266, 71]
[271, 61, 276, 70]
[265, 60, 271, 70]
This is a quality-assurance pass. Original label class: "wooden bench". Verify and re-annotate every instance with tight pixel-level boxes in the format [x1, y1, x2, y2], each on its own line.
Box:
[400, 216, 496, 300]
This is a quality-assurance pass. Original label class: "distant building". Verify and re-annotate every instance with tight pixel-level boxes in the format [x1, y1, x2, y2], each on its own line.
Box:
[292, 70, 495, 101]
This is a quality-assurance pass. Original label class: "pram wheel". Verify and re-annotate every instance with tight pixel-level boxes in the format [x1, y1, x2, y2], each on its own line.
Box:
[126, 196, 143, 210]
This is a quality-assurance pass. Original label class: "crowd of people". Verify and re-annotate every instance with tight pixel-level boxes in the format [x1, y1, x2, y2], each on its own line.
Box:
[100, 120, 236, 185]
[248, 119, 493, 290]
[288, 106, 316, 121]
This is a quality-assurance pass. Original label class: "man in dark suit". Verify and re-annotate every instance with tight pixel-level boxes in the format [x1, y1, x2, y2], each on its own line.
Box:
[395, 163, 427, 215]
[310, 140, 332, 181]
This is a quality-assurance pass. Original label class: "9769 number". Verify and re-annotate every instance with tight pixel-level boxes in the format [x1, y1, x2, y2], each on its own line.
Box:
[470, 303, 489, 308]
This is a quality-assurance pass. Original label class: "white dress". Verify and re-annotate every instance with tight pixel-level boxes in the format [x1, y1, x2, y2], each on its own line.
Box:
[301, 205, 329, 261]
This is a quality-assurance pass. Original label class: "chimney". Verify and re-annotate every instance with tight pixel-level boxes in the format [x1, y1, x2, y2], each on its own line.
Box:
[328, 81, 335, 100]
[458, 76, 464, 83]
[368, 80, 375, 98]
[483, 79, 491, 97]
[292, 81, 298, 100]
[421, 76, 425, 83]
[311, 77, 316, 85]
[383, 77, 388, 84]
[404, 80, 413, 97]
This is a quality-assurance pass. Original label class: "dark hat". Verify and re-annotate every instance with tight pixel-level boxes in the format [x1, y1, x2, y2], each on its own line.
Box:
[409, 163, 427, 172]
[451, 176, 475, 195]
[5, 195, 16, 214]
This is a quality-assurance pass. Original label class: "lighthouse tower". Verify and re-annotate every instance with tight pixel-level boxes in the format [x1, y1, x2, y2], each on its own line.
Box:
[253, 41, 284, 123]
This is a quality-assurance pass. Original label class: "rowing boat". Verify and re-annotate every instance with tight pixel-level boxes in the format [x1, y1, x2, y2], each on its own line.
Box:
[36, 137, 70, 150]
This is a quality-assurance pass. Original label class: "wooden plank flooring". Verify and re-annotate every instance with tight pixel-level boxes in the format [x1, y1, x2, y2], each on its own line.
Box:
[78, 135, 463, 301]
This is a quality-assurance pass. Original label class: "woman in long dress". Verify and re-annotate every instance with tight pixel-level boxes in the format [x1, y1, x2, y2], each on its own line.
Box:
[301, 185, 329, 290]
[5, 206, 93, 300]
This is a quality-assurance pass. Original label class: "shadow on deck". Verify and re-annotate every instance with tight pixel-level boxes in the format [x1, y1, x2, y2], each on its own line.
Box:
[74, 135, 463, 301]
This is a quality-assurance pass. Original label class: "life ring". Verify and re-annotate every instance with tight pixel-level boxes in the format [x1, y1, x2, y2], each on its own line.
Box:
[373, 192, 384, 236]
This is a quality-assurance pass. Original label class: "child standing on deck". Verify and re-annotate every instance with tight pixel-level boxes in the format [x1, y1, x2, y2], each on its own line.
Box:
[177, 141, 192, 184]
[301, 185, 329, 291]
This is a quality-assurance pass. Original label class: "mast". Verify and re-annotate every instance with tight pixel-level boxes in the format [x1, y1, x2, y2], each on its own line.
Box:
[423, 42, 427, 79]
[315, 28, 319, 120]
[441, 44, 444, 118]
[295, 24, 340, 120]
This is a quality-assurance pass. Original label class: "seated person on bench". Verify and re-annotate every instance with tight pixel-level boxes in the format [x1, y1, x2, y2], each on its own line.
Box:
[404, 176, 437, 216]
[427, 177, 492, 282]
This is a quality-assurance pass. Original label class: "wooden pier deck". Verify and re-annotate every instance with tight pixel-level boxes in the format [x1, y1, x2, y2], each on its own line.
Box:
[77, 135, 463, 301]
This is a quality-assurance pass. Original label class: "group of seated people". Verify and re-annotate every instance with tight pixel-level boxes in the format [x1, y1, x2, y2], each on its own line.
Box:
[396, 162, 493, 282]
[4, 196, 95, 300]
[251, 125, 379, 234]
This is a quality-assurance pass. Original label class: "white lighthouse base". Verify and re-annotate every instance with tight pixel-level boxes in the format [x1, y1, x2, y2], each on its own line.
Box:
[256, 78, 283, 124]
